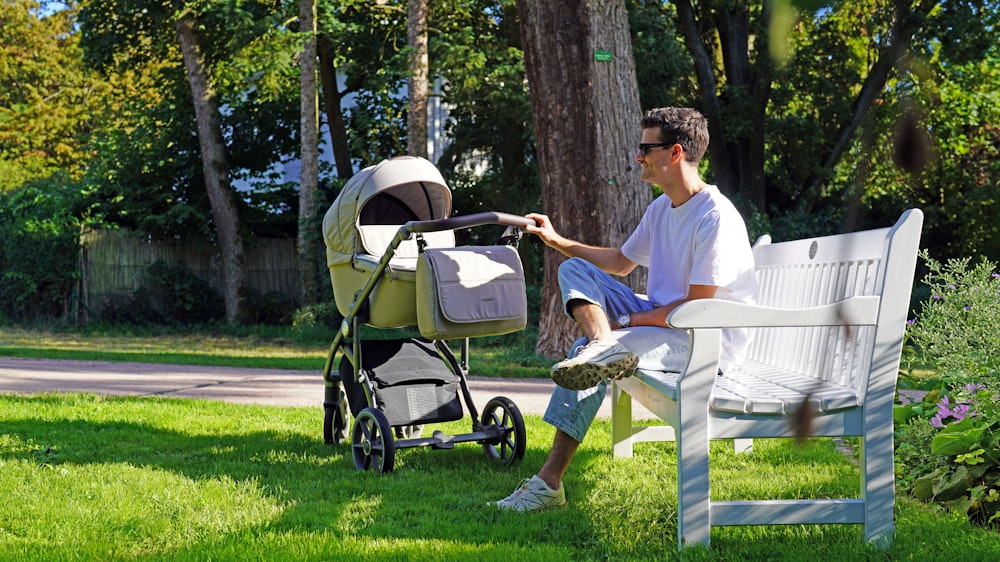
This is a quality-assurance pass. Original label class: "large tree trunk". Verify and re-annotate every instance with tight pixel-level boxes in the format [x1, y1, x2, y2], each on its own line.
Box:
[298, 0, 320, 305]
[317, 35, 354, 179]
[175, 12, 247, 324]
[516, 0, 646, 358]
[407, 0, 429, 158]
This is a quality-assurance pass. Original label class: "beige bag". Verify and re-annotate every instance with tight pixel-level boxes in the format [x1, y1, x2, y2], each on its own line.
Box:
[416, 245, 527, 339]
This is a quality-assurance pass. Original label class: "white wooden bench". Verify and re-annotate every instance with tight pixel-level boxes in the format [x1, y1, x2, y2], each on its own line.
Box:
[611, 209, 923, 550]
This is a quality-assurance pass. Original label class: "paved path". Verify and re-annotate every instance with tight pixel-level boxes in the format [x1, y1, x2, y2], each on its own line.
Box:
[0, 356, 655, 419]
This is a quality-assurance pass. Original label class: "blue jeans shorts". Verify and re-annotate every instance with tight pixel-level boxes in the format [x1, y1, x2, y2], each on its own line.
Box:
[543, 258, 689, 442]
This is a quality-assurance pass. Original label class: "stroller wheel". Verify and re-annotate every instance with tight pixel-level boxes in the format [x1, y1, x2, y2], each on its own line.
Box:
[323, 393, 348, 445]
[351, 407, 395, 473]
[480, 396, 526, 465]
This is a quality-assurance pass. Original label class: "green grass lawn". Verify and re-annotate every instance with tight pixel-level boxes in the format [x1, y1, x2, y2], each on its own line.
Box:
[2, 394, 999, 561]
[1, 326, 998, 560]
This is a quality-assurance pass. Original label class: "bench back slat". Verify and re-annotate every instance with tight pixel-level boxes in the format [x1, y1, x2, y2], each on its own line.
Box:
[747, 229, 890, 392]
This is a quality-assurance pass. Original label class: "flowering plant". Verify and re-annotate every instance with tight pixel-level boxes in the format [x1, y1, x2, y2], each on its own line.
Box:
[905, 251, 1000, 384]
[896, 252, 1000, 526]
[909, 382, 1000, 526]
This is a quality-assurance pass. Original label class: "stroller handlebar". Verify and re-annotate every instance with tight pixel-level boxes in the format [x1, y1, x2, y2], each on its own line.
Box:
[404, 212, 536, 233]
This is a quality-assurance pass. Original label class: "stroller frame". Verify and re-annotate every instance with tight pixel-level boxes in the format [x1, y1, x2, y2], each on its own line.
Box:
[322, 211, 534, 473]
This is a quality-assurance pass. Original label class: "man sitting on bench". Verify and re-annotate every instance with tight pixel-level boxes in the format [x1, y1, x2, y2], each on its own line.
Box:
[490, 107, 758, 512]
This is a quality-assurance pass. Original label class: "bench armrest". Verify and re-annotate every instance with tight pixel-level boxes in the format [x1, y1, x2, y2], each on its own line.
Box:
[667, 295, 880, 329]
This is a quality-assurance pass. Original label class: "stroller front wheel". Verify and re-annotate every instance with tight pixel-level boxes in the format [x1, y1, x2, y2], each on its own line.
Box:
[351, 407, 395, 473]
[480, 396, 526, 465]
[323, 390, 348, 445]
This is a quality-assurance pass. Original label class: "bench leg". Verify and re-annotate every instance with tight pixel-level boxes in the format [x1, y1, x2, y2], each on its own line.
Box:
[862, 402, 896, 547]
[676, 415, 711, 548]
[612, 382, 634, 458]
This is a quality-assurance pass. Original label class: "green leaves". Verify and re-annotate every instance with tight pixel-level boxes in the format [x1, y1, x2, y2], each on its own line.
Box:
[930, 416, 986, 457]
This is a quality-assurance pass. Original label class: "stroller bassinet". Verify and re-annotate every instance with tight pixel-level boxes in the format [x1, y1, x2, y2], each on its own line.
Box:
[320, 156, 535, 473]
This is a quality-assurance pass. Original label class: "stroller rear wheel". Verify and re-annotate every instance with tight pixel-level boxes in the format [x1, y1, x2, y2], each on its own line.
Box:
[352, 407, 395, 473]
[480, 396, 526, 464]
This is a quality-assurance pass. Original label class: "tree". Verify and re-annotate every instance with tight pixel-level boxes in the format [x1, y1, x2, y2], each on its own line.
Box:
[0, 0, 107, 192]
[79, 0, 303, 323]
[516, 0, 646, 357]
[407, 0, 430, 158]
[299, 0, 321, 305]
[174, 9, 247, 324]
[670, 0, 938, 216]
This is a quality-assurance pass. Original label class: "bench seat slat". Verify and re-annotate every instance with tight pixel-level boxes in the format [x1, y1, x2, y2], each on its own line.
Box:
[633, 366, 861, 416]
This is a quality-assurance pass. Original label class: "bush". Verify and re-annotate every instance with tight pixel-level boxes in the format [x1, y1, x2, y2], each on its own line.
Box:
[896, 250, 1000, 527]
[0, 181, 82, 321]
[109, 260, 226, 325]
[898, 382, 1000, 527]
[906, 250, 1000, 384]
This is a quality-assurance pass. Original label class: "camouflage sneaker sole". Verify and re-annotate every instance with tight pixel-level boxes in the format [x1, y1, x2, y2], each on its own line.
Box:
[551, 353, 638, 391]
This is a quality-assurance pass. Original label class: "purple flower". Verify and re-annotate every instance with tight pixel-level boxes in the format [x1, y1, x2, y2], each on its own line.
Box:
[932, 295, 942, 300]
[930, 417, 945, 428]
[965, 305, 972, 311]
[992, 273, 1000, 279]
[951, 404, 971, 421]
[948, 284, 957, 290]
[964, 383, 985, 393]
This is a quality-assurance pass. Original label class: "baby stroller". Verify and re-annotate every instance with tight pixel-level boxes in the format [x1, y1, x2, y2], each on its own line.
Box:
[321, 155, 534, 473]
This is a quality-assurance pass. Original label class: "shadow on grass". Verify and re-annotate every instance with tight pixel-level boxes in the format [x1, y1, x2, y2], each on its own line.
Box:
[0, 393, 602, 560]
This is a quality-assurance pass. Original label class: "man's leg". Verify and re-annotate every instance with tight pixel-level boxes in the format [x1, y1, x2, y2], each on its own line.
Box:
[537, 429, 579, 490]
[550, 259, 654, 390]
[491, 339, 606, 512]
[566, 299, 614, 343]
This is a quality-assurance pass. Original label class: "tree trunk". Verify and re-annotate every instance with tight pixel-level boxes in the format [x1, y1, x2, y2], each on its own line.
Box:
[318, 35, 354, 179]
[298, 0, 320, 305]
[516, 0, 646, 358]
[407, 0, 429, 158]
[675, 0, 770, 210]
[675, 0, 735, 196]
[175, 12, 247, 324]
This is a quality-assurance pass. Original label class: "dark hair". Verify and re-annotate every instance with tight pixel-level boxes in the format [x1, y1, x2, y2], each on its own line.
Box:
[640, 107, 709, 163]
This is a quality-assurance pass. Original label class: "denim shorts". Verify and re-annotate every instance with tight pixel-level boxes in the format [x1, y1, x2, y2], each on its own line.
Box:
[542, 258, 689, 442]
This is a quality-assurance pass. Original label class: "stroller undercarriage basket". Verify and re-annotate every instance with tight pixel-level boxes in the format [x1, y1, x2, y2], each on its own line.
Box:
[320, 155, 535, 473]
[339, 339, 463, 427]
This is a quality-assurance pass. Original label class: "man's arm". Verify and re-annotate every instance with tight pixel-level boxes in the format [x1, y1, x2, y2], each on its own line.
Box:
[616, 284, 719, 328]
[524, 212, 637, 276]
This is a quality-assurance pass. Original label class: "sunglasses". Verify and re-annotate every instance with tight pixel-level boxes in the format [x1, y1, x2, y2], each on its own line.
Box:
[638, 142, 673, 156]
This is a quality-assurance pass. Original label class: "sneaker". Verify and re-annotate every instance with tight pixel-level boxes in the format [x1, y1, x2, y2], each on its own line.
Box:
[490, 475, 567, 512]
[550, 340, 638, 390]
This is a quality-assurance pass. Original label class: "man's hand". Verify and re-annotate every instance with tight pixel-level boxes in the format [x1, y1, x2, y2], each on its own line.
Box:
[524, 213, 562, 248]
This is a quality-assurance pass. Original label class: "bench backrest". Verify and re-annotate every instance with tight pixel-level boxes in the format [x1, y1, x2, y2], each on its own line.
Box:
[745, 209, 923, 395]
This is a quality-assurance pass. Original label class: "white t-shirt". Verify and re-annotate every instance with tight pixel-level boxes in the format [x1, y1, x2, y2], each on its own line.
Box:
[621, 185, 757, 371]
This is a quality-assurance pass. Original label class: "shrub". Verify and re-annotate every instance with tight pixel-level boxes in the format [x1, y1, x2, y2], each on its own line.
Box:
[896, 251, 1000, 527]
[0, 181, 82, 321]
[907, 382, 1000, 527]
[905, 250, 1000, 385]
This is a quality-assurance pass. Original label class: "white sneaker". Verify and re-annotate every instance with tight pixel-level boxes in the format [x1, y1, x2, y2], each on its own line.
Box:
[489, 475, 567, 512]
[550, 340, 638, 390]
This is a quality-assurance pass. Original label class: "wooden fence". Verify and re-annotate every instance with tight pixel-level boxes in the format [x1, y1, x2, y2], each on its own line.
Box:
[77, 229, 300, 321]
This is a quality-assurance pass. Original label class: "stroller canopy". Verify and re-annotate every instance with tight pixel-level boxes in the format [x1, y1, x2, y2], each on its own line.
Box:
[324, 156, 453, 267]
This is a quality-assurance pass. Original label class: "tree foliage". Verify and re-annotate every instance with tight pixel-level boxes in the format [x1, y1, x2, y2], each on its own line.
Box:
[3, 0, 1000, 324]
[0, 0, 109, 192]
[78, 0, 302, 239]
